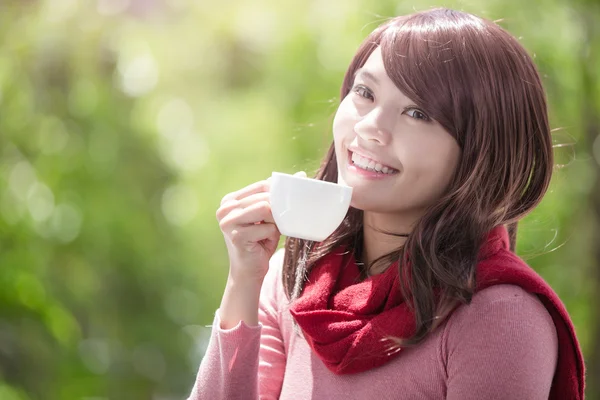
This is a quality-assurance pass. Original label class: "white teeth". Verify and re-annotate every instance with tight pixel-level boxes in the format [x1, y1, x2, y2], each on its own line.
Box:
[350, 152, 395, 174]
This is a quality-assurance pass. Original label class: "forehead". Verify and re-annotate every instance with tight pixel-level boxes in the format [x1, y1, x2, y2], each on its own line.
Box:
[360, 47, 387, 77]
[355, 46, 406, 100]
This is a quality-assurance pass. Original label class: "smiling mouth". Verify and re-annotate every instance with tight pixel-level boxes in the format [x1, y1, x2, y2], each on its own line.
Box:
[348, 151, 399, 174]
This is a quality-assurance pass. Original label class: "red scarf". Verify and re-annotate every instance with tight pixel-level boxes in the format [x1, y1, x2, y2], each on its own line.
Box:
[288, 226, 585, 399]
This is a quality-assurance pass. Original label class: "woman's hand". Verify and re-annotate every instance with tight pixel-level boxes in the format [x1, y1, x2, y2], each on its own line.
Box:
[217, 179, 280, 283]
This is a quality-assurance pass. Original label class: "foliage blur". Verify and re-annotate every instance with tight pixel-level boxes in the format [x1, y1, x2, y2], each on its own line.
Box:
[0, 0, 598, 399]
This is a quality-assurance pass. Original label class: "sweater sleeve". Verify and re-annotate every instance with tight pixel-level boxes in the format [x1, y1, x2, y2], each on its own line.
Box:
[445, 284, 558, 400]
[188, 250, 287, 400]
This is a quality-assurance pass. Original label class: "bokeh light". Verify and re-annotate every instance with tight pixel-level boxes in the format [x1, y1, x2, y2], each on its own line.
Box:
[0, 0, 598, 398]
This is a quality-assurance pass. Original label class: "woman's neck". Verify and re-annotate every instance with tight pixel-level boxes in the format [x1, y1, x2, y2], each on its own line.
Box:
[360, 211, 416, 275]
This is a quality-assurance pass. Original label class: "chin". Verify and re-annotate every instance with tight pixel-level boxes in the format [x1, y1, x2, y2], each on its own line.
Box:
[349, 194, 389, 214]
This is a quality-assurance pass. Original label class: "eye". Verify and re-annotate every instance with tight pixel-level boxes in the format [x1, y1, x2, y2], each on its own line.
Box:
[404, 107, 430, 122]
[351, 84, 374, 101]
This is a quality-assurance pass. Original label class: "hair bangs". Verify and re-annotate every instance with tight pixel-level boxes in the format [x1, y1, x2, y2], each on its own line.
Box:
[378, 13, 493, 148]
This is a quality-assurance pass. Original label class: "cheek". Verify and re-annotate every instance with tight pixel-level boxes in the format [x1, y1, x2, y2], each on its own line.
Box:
[427, 142, 461, 188]
[438, 138, 461, 170]
[332, 115, 344, 155]
[403, 137, 460, 185]
[332, 98, 357, 138]
[332, 112, 343, 141]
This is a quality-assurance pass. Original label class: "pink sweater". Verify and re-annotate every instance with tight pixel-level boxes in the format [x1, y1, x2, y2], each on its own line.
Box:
[189, 250, 558, 399]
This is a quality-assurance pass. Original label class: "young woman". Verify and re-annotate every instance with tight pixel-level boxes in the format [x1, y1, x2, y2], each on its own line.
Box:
[189, 8, 585, 400]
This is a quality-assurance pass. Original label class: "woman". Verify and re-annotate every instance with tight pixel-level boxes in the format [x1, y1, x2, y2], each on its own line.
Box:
[190, 8, 585, 399]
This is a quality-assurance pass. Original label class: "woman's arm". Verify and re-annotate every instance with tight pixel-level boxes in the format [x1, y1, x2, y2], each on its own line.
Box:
[445, 284, 558, 400]
[188, 250, 287, 400]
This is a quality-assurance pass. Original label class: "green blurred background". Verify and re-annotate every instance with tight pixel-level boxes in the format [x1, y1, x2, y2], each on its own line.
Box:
[0, 0, 598, 399]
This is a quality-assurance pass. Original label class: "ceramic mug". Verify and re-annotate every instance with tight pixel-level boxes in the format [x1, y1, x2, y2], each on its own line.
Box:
[269, 172, 353, 241]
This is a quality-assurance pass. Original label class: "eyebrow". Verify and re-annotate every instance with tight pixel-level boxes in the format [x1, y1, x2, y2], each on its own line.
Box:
[354, 68, 379, 85]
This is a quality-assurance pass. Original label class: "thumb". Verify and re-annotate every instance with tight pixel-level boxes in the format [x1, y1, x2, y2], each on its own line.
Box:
[294, 171, 307, 178]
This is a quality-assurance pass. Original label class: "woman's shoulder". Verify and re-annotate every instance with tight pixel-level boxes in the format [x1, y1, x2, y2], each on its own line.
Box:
[438, 284, 559, 395]
[443, 284, 558, 352]
[448, 284, 554, 328]
[469, 283, 541, 308]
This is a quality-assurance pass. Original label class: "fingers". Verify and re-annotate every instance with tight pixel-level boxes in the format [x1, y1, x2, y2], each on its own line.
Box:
[217, 173, 306, 227]
[229, 223, 280, 246]
[217, 180, 275, 235]
[219, 199, 275, 230]
[220, 180, 270, 206]
[220, 172, 305, 206]
[218, 192, 270, 214]
[216, 192, 271, 221]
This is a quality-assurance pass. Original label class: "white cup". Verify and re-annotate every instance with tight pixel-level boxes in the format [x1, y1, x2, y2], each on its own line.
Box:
[269, 171, 353, 241]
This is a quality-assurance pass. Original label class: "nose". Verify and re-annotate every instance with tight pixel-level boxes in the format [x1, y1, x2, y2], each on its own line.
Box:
[353, 108, 392, 145]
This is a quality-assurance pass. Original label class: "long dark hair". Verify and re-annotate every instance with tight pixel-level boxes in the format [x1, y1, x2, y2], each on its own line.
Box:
[283, 8, 553, 345]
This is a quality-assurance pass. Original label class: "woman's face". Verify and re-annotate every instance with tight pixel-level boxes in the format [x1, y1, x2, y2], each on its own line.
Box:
[333, 47, 461, 218]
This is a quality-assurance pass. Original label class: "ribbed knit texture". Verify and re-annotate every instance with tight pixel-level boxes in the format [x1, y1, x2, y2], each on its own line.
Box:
[188, 248, 563, 399]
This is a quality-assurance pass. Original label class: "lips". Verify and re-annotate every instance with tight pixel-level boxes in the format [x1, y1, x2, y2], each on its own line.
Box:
[347, 149, 399, 173]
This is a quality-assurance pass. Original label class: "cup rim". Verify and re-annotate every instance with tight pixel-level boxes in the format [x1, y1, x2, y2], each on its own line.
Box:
[271, 172, 352, 190]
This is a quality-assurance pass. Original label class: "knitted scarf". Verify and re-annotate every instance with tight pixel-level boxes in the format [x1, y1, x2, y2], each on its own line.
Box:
[288, 226, 585, 399]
